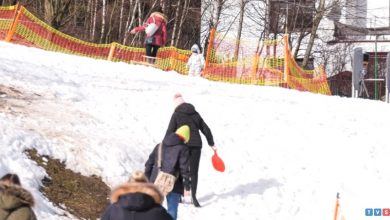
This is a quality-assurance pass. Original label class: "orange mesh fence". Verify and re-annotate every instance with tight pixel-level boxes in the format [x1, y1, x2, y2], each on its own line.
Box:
[1, 6, 330, 95]
[0, 5, 17, 39]
[0, 5, 191, 75]
[283, 35, 331, 95]
[204, 28, 286, 86]
[204, 28, 331, 95]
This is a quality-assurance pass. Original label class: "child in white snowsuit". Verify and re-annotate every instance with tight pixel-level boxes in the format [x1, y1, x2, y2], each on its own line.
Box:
[187, 44, 205, 77]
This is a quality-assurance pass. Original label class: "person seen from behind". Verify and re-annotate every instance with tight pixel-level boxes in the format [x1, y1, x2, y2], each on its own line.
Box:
[165, 93, 216, 207]
[145, 125, 191, 220]
[0, 173, 37, 220]
[186, 44, 205, 77]
[101, 170, 172, 220]
[129, 9, 168, 64]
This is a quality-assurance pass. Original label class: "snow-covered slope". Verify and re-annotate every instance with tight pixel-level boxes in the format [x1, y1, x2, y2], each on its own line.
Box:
[1, 41, 389, 220]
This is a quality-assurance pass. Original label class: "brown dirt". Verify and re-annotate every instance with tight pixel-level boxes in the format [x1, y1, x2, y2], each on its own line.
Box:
[26, 149, 111, 220]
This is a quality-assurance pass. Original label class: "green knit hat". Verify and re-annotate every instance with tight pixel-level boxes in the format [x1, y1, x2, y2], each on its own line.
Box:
[175, 125, 190, 143]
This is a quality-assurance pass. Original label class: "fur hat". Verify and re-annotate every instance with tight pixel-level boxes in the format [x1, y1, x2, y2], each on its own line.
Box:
[173, 93, 185, 109]
[175, 125, 190, 144]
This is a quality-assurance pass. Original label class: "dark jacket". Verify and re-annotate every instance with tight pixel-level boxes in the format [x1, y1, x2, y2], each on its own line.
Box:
[132, 12, 168, 46]
[0, 183, 37, 220]
[145, 133, 190, 195]
[166, 103, 214, 148]
[101, 182, 172, 220]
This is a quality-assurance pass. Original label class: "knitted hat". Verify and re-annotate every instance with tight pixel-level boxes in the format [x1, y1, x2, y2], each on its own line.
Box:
[175, 125, 190, 144]
[173, 93, 185, 109]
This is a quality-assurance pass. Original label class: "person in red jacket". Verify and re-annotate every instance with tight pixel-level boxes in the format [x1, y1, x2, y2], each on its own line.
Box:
[129, 10, 168, 64]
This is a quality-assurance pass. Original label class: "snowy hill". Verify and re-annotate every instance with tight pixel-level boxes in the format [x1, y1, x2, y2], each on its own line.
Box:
[1, 41, 390, 220]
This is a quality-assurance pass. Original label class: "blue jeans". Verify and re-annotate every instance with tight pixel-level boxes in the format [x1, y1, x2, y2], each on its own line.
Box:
[166, 192, 181, 220]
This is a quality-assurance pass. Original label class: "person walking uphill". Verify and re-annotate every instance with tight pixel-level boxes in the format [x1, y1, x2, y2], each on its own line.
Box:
[129, 10, 168, 64]
[145, 125, 191, 220]
[101, 170, 172, 220]
[0, 173, 37, 220]
[165, 93, 216, 208]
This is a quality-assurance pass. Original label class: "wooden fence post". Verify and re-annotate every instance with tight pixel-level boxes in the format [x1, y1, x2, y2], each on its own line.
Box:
[107, 42, 117, 61]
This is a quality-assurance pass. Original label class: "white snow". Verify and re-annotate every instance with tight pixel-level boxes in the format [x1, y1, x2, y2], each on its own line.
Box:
[1, 41, 390, 220]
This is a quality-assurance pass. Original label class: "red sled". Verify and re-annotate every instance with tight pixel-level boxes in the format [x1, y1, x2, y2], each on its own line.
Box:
[212, 149, 225, 172]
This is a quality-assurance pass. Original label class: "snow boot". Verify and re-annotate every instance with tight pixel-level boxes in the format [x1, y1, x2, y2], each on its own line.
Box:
[191, 190, 201, 207]
[192, 196, 201, 207]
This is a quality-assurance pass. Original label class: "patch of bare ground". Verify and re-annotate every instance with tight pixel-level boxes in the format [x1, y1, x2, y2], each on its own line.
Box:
[26, 149, 111, 220]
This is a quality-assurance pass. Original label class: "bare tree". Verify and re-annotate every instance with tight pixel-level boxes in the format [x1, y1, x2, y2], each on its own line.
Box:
[105, 0, 119, 43]
[118, 0, 126, 37]
[175, 0, 190, 47]
[170, 0, 182, 46]
[99, 0, 106, 43]
[43, 0, 73, 29]
[92, 0, 98, 41]
[123, 0, 138, 44]
[201, 0, 230, 54]
[301, 0, 343, 67]
[234, 0, 247, 60]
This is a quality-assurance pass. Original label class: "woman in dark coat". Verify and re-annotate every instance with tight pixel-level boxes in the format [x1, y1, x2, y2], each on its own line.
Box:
[101, 170, 172, 220]
[129, 10, 168, 64]
[165, 93, 216, 207]
[145, 125, 191, 220]
[0, 173, 37, 220]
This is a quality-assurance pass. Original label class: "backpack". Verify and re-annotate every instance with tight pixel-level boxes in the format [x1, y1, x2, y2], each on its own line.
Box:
[145, 16, 159, 37]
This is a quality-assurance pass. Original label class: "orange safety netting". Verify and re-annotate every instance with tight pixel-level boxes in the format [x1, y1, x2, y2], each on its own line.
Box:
[203, 28, 331, 95]
[0, 5, 330, 95]
[0, 5, 190, 75]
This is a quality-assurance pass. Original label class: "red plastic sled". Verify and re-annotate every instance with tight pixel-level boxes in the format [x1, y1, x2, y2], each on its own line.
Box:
[212, 149, 225, 172]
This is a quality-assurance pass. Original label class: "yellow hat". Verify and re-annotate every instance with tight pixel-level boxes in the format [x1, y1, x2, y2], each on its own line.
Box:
[175, 125, 190, 143]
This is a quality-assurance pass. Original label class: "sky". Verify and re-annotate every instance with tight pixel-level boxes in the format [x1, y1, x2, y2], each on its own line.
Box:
[1, 41, 390, 220]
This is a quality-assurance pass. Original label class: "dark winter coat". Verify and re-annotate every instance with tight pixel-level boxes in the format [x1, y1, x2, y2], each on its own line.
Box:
[101, 182, 172, 220]
[132, 12, 168, 47]
[166, 103, 214, 148]
[0, 183, 37, 220]
[144, 133, 190, 195]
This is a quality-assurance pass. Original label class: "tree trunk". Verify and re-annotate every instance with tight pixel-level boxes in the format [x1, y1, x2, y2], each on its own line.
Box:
[43, 0, 73, 29]
[92, 0, 98, 41]
[293, 31, 305, 59]
[160, 0, 166, 12]
[123, 0, 138, 45]
[203, 0, 224, 56]
[170, 0, 181, 46]
[99, 0, 106, 43]
[302, 0, 325, 67]
[106, 0, 118, 43]
[234, 0, 245, 60]
[175, 0, 189, 47]
[118, 0, 125, 37]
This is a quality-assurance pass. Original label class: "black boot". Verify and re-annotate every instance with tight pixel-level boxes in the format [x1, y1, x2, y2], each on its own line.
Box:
[192, 195, 201, 207]
[191, 190, 201, 207]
